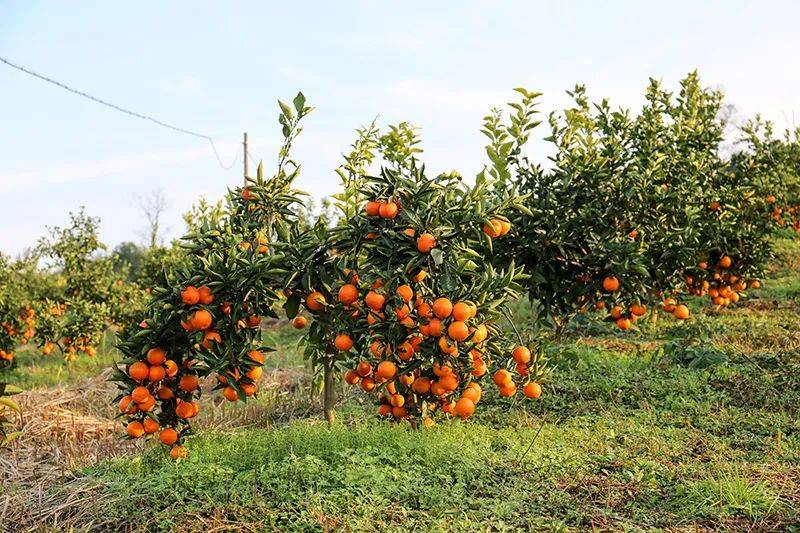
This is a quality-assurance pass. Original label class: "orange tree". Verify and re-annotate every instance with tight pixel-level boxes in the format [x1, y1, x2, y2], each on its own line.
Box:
[0, 255, 35, 367]
[627, 74, 722, 318]
[112, 94, 312, 458]
[675, 79, 775, 307]
[297, 121, 547, 425]
[489, 87, 656, 332]
[35, 209, 148, 360]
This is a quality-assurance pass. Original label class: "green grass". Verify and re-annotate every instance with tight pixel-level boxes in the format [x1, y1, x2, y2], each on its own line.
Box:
[7, 239, 800, 530]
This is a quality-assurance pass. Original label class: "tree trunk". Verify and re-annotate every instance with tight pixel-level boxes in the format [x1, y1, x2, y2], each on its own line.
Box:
[323, 353, 336, 425]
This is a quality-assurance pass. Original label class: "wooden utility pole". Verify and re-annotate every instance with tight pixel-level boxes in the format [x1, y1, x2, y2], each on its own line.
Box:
[243, 132, 249, 183]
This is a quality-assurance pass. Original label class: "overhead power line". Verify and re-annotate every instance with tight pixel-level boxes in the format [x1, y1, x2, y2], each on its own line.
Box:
[0, 54, 238, 170]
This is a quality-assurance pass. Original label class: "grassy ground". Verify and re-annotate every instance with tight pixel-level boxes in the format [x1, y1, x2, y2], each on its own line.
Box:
[1, 241, 799, 531]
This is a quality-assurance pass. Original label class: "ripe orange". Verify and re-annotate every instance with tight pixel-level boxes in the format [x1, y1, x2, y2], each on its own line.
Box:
[630, 304, 647, 317]
[306, 291, 326, 312]
[356, 360, 373, 377]
[365, 291, 385, 310]
[471, 324, 488, 343]
[334, 333, 354, 351]
[432, 297, 453, 319]
[169, 445, 188, 460]
[448, 321, 470, 342]
[750, 280, 761, 289]
[483, 219, 502, 238]
[156, 386, 174, 400]
[180, 286, 200, 305]
[610, 306, 624, 319]
[159, 427, 178, 446]
[191, 309, 213, 330]
[523, 382, 542, 399]
[602, 276, 620, 292]
[416, 233, 437, 253]
[164, 360, 178, 378]
[131, 386, 150, 403]
[493, 369, 513, 388]
[377, 404, 392, 417]
[175, 401, 195, 419]
[512, 346, 531, 364]
[179, 374, 199, 392]
[292, 316, 307, 329]
[223, 386, 239, 401]
[379, 201, 399, 219]
[672, 305, 690, 320]
[119, 395, 137, 414]
[129, 361, 149, 382]
[148, 365, 166, 383]
[396, 285, 414, 303]
[718, 255, 732, 268]
[338, 284, 358, 305]
[360, 377, 376, 392]
[438, 336, 458, 355]
[201, 330, 221, 349]
[661, 298, 677, 312]
[615, 317, 632, 330]
[143, 418, 160, 434]
[453, 398, 475, 420]
[126, 421, 145, 438]
[197, 285, 214, 305]
[344, 369, 360, 385]
[397, 341, 414, 361]
[452, 302, 471, 322]
[499, 385, 517, 397]
[146, 348, 166, 366]
[412, 377, 432, 394]
[365, 200, 382, 216]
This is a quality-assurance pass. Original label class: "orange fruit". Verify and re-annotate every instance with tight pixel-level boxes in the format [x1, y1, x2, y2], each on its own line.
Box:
[344, 369, 360, 385]
[610, 306, 624, 319]
[197, 285, 214, 305]
[493, 369, 513, 388]
[334, 333, 354, 351]
[453, 398, 475, 420]
[131, 386, 150, 404]
[615, 317, 632, 330]
[356, 360, 373, 377]
[126, 421, 145, 438]
[338, 284, 358, 305]
[223, 386, 239, 402]
[523, 382, 542, 399]
[156, 386, 174, 400]
[452, 302, 471, 322]
[396, 285, 414, 303]
[180, 286, 200, 306]
[179, 374, 200, 392]
[306, 291, 326, 312]
[164, 360, 178, 378]
[365, 291, 385, 310]
[447, 321, 469, 342]
[119, 395, 137, 414]
[630, 304, 647, 317]
[169, 445, 188, 460]
[175, 402, 195, 419]
[672, 305, 690, 320]
[365, 200, 382, 216]
[159, 427, 178, 446]
[360, 377, 376, 392]
[146, 348, 166, 366]
[128, 361, 149, 382]
[412, 377, 431, 394]
[148, 365, 166, 383]
[292, 316, 308, 329]
[432, 298, 453, 319]
[512, 346, 531, 364]
[602, 276, 620, 292]
[378, 404, 392, 417]
[483, 219, 502, 238]
[416, 233, 437, 253]
[143, 418, 160, 434]
[718, 255, 732, 268]
[379, 201, 399, 219]
[191, 309, 213, 330]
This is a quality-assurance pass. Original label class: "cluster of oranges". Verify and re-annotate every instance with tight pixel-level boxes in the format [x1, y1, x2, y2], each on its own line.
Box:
[319, 195, 543, 424]
[685, 255, 758, 308]
[0, 306, 38, 365]
[596, 275, 690, 329]
[117, 282, 266, 458]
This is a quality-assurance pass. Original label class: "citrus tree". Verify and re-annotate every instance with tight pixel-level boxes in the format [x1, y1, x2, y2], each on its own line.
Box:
[489, 87, 657, 332]
[317, 122, 546, 424]
[35, 209, 148, 360]
[113, 94, 312, 458]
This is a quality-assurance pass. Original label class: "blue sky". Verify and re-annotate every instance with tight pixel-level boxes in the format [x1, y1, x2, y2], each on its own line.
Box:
[1, 1, 799, 256]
